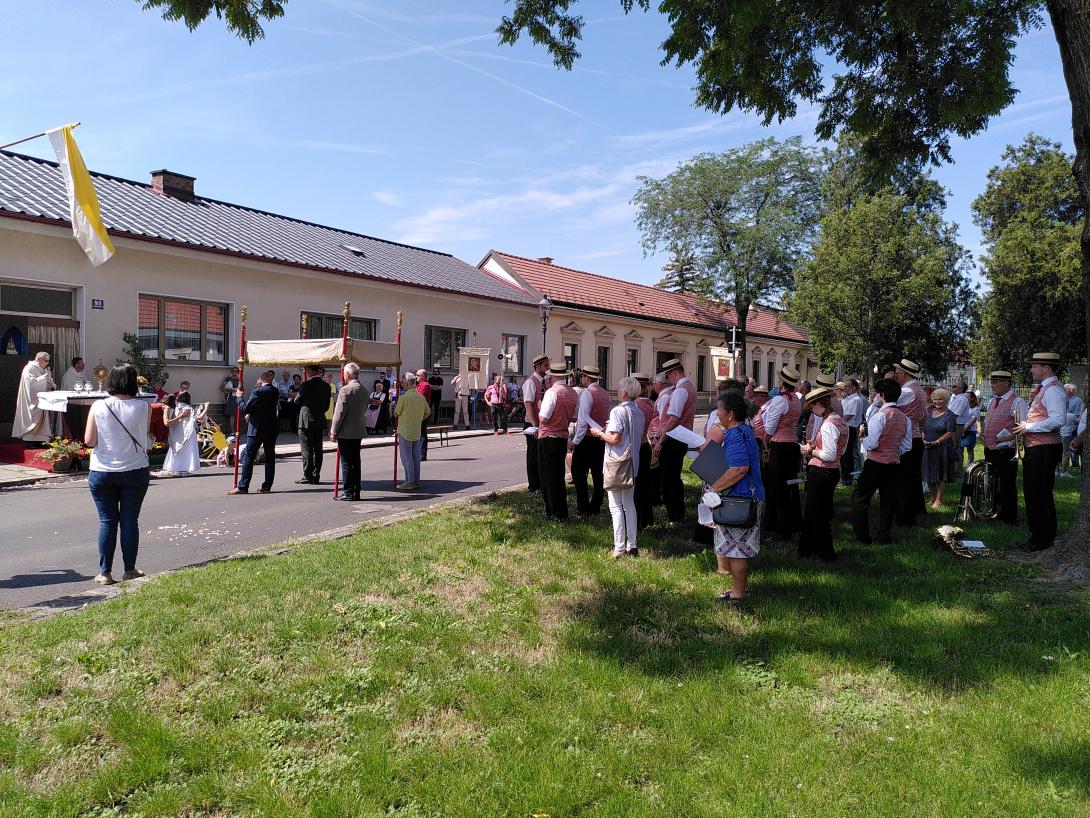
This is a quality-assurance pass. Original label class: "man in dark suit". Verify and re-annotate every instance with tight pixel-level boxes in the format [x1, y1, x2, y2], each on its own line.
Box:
[228, 370, 281, 495]
[294, 364, 332, 484]
[329, 362, 368, 501]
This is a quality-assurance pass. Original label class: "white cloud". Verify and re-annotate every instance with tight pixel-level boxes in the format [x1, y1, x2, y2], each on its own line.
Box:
[371, 190, 402, 205]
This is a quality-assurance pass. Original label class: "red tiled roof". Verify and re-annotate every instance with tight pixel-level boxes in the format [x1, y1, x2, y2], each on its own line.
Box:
[490, 251, 808, 344]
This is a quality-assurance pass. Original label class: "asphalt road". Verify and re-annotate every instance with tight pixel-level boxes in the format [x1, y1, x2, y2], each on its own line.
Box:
[0, 433, 532, 612]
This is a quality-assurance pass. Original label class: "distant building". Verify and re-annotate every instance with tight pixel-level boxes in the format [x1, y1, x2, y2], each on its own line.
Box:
[479, 251, 811, 394]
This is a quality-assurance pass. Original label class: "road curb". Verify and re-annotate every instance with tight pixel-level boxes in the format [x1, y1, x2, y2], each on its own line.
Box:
[3, 481, 530, 624]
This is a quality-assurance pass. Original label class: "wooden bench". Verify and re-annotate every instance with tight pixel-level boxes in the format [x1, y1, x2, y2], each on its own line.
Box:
[429, 424, 453, 447]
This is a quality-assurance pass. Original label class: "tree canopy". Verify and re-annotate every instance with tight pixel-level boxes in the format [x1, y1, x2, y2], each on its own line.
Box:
[138, 0, 285, 43]
[631, 137, 825, 374]
[970, 134, 1085, 378]
[656, 245, 714, 298]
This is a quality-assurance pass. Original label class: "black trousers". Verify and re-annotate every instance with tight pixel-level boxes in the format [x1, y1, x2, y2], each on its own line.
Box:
[635, 442, 654, 530]
[984, 447, 1018, 525]
[763, 441, 801, 537]
[525, 428, 540, 491]
[896, 438, 925, 526]
[851, 459, 899, 544]
[658, 437, 688, 523]
[298, 423, 325, 483]
[572, 436, 605, 515]
[1023, 443, 1062, 549]
[538, 436, 569, 520]
[337, 438, 361, 498]
[840, 426, 859, 484]
[238, 431, 278, 492]
[799, 465, 839, 560]
[491, 405, 508, 433]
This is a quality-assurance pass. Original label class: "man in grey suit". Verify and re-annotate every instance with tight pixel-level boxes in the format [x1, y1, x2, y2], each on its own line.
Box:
[329, 362, 368, 501]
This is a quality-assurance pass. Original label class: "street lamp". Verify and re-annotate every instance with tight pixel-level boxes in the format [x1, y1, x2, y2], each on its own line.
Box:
[538, 293, 552, 354]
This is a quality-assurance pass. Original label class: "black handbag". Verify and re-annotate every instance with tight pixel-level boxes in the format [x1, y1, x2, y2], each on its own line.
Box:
[711, 485, 759, 528]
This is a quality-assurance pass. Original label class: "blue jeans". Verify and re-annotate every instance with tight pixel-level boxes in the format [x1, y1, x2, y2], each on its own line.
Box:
[398, 436, 422, 484]
[88, 467, 150, 575]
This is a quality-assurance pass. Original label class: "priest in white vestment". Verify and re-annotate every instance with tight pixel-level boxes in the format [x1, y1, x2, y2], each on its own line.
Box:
[60, 357, 86, 391]
[13, 352, 56, 442]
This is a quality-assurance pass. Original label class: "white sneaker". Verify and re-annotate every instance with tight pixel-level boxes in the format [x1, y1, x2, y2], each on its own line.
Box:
[94, 573, 115, 585]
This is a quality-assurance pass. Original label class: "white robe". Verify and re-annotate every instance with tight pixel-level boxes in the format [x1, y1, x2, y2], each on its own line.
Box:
[163, 404, 201, 474]
[60, 366, 85, 391]
[13, 362, 55, 441]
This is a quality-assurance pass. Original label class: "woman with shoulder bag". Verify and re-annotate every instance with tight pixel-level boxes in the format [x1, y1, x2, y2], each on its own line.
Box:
[83, 365, 152, 585]
[590, 377, 646, 559]
[703, 390, 765, 603]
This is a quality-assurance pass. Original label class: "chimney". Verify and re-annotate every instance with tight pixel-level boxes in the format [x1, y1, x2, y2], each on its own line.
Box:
[150, 169, 196, 201]
[537, 256, 554, 265]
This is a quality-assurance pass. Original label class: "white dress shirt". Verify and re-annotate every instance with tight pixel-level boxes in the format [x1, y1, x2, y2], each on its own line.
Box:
[813, 418, 841, 463]
[666, 377, 693, 418]
[763, 393, 790, 438]
[948, 392, 970, 425]
[539, 389, 558, 421]
[841, 393, 866, 428]
[1025, 376, 1067, 433]
[573, 388, 595, 444]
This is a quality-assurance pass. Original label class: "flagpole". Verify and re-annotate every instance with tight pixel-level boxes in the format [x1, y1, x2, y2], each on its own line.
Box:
[232, 306, 248, 490]
[0, 122, 80, 152]
[334, 302, 350, 500]
[392, 311, 403, 489]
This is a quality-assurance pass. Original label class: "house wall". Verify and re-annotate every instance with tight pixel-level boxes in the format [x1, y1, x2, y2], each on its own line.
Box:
[541, 305, 811, 399]
[0, 220, 537, 415]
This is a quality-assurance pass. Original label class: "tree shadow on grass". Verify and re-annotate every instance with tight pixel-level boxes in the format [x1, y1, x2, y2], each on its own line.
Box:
[1016, 737, 1090, 797]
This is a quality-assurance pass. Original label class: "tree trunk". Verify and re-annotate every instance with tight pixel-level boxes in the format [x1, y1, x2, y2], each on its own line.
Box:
[1045, 0, 1090, 573]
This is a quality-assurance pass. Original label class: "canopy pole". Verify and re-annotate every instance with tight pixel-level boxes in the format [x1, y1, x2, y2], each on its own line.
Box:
[300, 311, 309, 340]
[0, 121, 80, 151]
[392, 311, 403, 489]
[232, 305, 248, 489]
[334, 301, 349, 499]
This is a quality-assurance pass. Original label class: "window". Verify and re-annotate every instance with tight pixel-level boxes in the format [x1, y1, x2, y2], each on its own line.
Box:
[564, 343, 578, 374]
[697, 354, 707, 391]
[0, 283, 75, 318]
[597, 345, 610, 386]
[656, 350, 675, 373]
[304, 311, 376, 341]
[424, 325, 465, 371]
[501, 333, 525, 374]
[752, 359, 760, 384]
[626, 348, 638, 375]
[139, 295, 228, 362]
[768, 361, 776, 390]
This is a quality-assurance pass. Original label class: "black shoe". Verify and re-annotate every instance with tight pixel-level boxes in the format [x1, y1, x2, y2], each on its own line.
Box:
[334, 494, 359, 501]
[294, 478, 311, 484]
[627, 548, 639, 558]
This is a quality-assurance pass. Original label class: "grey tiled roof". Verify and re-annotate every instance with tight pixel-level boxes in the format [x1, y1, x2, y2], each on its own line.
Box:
[0, 150, 535, 306]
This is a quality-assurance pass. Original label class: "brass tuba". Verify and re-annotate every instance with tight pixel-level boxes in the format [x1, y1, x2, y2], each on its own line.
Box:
[955, 459, 998, 522]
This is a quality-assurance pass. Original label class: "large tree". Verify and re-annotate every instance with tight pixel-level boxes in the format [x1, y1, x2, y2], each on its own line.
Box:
[631, 137, 825, 376]
[499, 0, 1090, 567]
[788, 188, 976, 382]
[656, 244, 714, 298]
[970, 134, 1085, 378]
[138, 0, 284, 42]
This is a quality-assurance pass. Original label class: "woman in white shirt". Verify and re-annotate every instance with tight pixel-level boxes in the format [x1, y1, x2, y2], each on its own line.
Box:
[589, 377, 646, 559]
[84, 365, 152, 585]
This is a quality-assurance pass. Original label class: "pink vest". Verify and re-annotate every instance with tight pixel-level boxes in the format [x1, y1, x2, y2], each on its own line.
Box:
[809, 412, 848, 469]
[650, 386, 674, 437]
[635, 396, 657, 445]
[898, 380, 927, 439]
[523, 373, 545, 420]
[752, 401, 769, 441]
[587, 383, 611, 426]
[673, 378, 698, 431]
[538, 384, 577, 439]
[869, 405, 907, 464]
[983, 391, 1018, 450]
[1025, 381, 1062, 447]
[771, 392, 801, 443]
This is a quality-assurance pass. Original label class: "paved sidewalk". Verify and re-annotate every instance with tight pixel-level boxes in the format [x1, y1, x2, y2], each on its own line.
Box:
[0, 463, 62, 488]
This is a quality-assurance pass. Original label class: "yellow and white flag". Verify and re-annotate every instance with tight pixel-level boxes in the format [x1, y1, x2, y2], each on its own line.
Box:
[46, 125, 115, 266]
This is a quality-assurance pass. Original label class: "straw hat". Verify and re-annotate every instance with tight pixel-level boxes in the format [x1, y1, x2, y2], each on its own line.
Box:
[778, 366, 801, 388]
[894, 358, 921, 377]
[631, 371, 650, 383]
[1028, 352, 1062, 367]
[804, 386, 833, 405]
[531, 353, 549, 366]
[988, 370, 1013, 381]
[659, 358, 684, 374]
[547, 362, 569, 377]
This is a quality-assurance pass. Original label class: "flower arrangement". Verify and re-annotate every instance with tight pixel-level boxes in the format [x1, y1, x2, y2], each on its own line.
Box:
[40, 437, 90, 464]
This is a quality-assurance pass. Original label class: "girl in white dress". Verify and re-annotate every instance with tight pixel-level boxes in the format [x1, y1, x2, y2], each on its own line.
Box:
[162, 392, 207, 476]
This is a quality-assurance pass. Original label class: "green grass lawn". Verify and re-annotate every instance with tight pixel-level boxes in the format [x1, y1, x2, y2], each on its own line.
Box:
[1, 472, 1088, 817]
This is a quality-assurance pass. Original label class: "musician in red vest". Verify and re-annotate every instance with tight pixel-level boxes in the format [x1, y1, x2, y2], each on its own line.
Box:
[522, 353, 550, 493]
[760, 366, 803, 538]
[631, 372, 658, 531]
[852, 378, 911, 544]
[537, 362, 578, 520]
[651, 358, 697, 524]
[798, 386, 849, 561]
[890, 358, 928, 527]
[1014, 352, 1067, 550]
[982, 370, 1027, 526]
[569, 365, 611, 516]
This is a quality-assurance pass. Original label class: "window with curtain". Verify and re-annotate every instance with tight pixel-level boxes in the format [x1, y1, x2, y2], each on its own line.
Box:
[424, 325, 466, 371]
[304, 311, 376, 341]
[626, 348, 638, 375]
[138, 295, 229, 362]
[501, 333, 525, 374]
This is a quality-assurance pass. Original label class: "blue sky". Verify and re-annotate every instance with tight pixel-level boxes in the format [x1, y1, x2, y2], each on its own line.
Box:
[0, 1, 1073, 290]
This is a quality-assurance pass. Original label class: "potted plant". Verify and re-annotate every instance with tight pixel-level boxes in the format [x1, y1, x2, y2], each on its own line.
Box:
[148, 442, 168, 467]
[38, 437, 87, 473]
